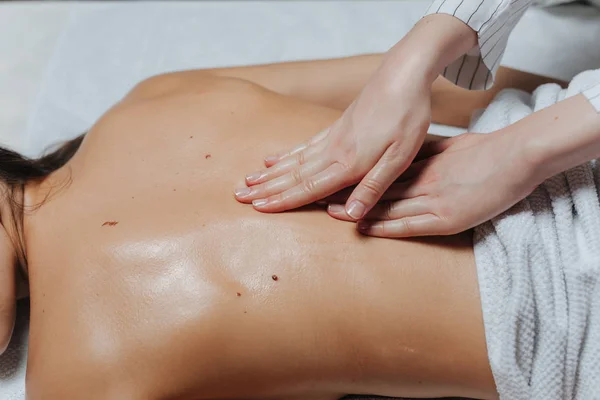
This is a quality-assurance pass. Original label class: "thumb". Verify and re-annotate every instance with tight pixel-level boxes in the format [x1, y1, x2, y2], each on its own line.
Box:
[345, 146, 411, 220]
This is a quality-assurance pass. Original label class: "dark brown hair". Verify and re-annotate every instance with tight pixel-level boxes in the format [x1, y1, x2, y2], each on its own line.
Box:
[1, 134, 85, 271]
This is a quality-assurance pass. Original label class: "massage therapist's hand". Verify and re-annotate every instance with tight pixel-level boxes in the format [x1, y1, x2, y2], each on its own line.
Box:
[325, 132, 539, 237]
[236, 63, 431, 219]
[326, 93, 600, 238]
[234, 15, 478, 219]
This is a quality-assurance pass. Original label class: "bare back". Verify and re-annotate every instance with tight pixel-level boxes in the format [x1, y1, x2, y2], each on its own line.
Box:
[23, 75, 495, 400]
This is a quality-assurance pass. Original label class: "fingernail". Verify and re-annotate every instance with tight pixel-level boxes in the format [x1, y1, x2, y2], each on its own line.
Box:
[327, 204, 344, 214]
[357, 221, 371, 233]
[264, 156, 278, 165]
[252, 198, 269, 207]
[235, 187, 251, 198]
[346, 200, 366, 219]
[246, 171, 263, 183]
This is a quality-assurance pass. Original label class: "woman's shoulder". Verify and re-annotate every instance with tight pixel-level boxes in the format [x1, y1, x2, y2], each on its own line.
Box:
[122, 70, 270, 104]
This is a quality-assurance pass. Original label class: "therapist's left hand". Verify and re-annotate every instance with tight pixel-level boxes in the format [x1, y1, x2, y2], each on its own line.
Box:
[233, 14, 481, 218]
[233, 56, 432, 218]
[325, 131, 539, 237]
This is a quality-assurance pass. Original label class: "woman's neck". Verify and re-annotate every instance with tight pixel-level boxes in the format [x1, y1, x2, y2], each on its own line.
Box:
[20, 164, 74, 272]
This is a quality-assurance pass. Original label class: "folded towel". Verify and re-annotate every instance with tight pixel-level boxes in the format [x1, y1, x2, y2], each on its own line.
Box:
[471, 69, 600, 399]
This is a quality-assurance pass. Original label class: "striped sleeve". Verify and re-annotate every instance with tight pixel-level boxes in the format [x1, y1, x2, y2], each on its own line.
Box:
[583, 82, 600, 112]
[424, 0, 533, 90]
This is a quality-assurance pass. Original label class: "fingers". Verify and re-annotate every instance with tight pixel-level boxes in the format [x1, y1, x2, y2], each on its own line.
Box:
[235, 158, 331, 203]
[328, 196, 430, 222]
[344, 145, 411, 220]
[236, 127, 346, 213]
[358, 213, 446, 238]
[323, 169, 429, 205]
[329, 197, 451, 238]
[264, 128, 329, 167]
[249, 162, 349, 212]
[246, 140, 326, 186]
[322, 159, 429, 204]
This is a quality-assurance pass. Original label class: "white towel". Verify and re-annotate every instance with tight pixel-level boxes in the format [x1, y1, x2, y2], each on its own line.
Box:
[471, 69, 600, 399]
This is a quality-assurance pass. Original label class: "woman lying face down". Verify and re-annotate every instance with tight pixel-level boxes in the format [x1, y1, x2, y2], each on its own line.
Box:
[0, 55, 564, 400]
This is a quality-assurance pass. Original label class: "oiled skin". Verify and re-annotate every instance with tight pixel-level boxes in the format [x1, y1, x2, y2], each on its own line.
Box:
[23, 75, 495, 400]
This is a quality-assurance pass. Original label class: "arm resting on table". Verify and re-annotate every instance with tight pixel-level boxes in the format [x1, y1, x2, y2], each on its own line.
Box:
[205, 55, 566, 127]
[127, 54, 565, 128]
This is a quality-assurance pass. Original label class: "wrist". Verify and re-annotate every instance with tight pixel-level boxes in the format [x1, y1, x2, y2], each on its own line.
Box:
[484, 128, 543, 196]
[503, 95, 600, 186]
[383, 14, 477, 85]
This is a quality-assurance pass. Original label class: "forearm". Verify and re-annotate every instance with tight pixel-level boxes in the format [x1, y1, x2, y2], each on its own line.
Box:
[207, 19, 476, 112]
[432, 68, 567, 128]
[510, 95, 600, 185]
[206, 6, 541, 124]
[374, 14, 488, 127]
[423, 0, 534, 90]
[388, 14, 567, 127]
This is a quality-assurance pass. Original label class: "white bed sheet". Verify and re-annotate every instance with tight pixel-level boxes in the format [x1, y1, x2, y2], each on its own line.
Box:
[0, 2, 70, 153]
[1, 1, 600, 399]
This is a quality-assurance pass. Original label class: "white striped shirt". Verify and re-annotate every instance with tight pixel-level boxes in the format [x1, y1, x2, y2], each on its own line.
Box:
[424, 0, 600, 112]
